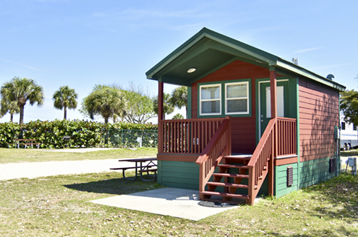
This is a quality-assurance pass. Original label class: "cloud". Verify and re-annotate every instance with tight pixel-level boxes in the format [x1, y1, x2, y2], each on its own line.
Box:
[0, 58, 41, 71]
[294, 47, 321, 54]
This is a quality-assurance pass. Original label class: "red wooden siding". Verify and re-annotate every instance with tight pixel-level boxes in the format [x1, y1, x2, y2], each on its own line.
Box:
[299, 79, 339, 162]
[191, 60, 271, 154]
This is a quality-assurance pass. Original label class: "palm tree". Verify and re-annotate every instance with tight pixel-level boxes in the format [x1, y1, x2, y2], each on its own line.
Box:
[0, 99, 20, 122]
[81, 85, 126, 123]
[0, 77, 44, 124]
[0, 84, 20, 122]
[53, 86, 78, 120]
[170, 86, 188, 118]
[153, 93, 174, 120]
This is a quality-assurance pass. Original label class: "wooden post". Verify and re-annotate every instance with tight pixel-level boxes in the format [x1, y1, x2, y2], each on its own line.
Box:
[269, 69, 277, 197]
[158, 82, 164, 153]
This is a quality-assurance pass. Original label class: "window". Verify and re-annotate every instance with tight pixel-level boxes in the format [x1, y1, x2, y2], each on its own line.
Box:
[341, 122, 346, 130]
[225, 82, 249, 114]
[200, 84, 221, 115]
[353, 124, 357, 131]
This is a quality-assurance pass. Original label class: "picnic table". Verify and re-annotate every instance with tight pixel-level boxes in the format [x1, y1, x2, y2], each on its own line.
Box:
[14, 139, 41, 149]
[110, 157, 157, 181]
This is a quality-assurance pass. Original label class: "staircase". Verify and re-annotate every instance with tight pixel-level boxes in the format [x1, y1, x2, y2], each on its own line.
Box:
[201, 154, 268, 204]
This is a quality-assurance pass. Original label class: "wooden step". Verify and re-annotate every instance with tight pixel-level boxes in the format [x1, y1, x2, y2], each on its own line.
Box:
[222, 155, 252, 163]
[202, 198, 244, 205]
[212, 173, 249, 179]
[218, 164, 249, 169]
[201, 191, 249, 200]
[207, 181, 248, 189]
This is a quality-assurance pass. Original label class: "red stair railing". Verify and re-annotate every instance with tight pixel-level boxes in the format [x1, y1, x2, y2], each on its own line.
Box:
[196, 117, 231, 199]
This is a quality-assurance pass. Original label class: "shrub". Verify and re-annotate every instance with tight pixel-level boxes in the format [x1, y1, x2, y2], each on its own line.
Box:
[0, 120, 158, 149]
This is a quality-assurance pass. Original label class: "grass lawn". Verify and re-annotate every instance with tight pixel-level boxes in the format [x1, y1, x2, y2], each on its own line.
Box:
[0, 170, 357, 236]
[341, 149, 358, 157]
[0, 147, 158, 164]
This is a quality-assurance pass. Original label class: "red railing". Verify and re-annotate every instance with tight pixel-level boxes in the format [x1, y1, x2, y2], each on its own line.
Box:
[247, 117, 297, 205]
[247, 119, 275, 205]
[159, 118, 225, 154]
[196, 117, 231, 199]
[277, 117, 297, 156]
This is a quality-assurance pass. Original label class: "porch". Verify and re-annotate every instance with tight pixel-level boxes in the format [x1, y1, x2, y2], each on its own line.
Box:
[157, 116, 297, 204]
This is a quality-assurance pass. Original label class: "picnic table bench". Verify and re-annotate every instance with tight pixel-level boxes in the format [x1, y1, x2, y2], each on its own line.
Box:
[14, 139, 41, 149]
[110, 158, 157, 181]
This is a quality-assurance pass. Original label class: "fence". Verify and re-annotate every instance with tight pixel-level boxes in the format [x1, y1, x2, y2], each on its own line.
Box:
[102, 129, 158, 148]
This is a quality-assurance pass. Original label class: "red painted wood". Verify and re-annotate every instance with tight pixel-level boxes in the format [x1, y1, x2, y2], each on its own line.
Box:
[299, 80, 339, 162]
[158, 82, 164, 153]
[190, 60, 265, 153]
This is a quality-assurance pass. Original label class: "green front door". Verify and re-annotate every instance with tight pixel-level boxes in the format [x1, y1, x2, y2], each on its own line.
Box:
[259, 81, 289, 136]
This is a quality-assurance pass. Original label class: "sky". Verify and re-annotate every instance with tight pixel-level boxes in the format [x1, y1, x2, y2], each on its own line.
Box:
[0, 0, 357, 124]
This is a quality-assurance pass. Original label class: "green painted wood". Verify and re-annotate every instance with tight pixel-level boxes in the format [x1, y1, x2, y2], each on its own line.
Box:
[275, 162, 299, 198]
[187, 87, 192, 119]
[299, 156, 339, 188]
[157, 160, 199, 190]
[296, 77, 301, 188]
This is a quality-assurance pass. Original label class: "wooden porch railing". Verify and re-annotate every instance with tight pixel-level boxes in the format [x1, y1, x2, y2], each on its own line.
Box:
[247, 119, 275, 205]
[247, 117, 297, 205]
[158, 117, 225, 154]
[195, 117, 231, 199]
[277, 117, 297, 156]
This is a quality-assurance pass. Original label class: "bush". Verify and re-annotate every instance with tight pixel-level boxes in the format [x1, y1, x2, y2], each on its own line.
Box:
[0, 120, 158, 149]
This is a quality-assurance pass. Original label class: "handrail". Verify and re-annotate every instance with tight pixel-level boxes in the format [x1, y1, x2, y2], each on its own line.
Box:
[247, 118, 276, 205]
[196, 117, 231, 199]
[247, 117, 297, 205]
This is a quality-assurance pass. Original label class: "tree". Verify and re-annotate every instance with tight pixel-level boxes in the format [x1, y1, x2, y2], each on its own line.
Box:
[53, 86, 78, 120]
[81, 85, 125, 123]
[172, 113, 184, 120]
[170, 86, 187, 107]
[0, 97, 20, 122]
[153, 93, 174, 120]
[122, 89, 155, 124]
[340, 90, 358, 126]
[0, 77, 44, 124]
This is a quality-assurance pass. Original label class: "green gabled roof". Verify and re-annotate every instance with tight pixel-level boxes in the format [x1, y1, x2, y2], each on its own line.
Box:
[146, 27, 345, 91]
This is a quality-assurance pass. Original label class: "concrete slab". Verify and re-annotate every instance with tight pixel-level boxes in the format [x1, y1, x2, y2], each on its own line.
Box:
[91, 188, 240, 221]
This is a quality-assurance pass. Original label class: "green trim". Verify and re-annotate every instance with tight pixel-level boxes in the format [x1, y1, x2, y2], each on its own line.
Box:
[146, 27, 345, 92]
[296, 77, 301, 188]
[255, 77, 295, 143]
[187, 87, 192, 119]
[197, 79, 252, 118]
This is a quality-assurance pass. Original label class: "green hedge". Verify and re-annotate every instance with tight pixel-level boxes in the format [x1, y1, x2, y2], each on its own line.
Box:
[0, 120, 158, 149]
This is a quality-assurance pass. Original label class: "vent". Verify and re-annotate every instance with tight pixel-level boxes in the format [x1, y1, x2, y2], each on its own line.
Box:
[329, 158, 336, 173]
[287, 166, 293, 187]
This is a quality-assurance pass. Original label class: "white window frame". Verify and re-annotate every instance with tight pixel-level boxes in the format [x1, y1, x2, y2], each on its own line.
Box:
[225, 81, 249, 115]
[199, 84, 222, 116]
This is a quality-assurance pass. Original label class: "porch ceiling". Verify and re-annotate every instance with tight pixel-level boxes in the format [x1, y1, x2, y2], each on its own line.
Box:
[146, 28, 345, 91]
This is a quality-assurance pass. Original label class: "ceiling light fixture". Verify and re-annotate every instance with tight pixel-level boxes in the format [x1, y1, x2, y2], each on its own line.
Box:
[187, 67, 196, 73]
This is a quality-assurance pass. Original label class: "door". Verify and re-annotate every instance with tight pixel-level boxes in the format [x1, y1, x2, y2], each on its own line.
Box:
[259, 81, 289, 136]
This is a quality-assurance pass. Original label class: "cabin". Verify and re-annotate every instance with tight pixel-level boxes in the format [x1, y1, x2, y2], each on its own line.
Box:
[146, 28, 345, 205]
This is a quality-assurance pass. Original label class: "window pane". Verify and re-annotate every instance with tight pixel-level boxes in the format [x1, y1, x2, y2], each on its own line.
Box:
[227, 84, 247, 98]
[202, 101, 220, 114]
[227, 99, 247, 113]
[201, 86, 220, 100]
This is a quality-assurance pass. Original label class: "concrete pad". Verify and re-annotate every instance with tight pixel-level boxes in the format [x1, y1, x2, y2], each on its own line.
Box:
[91, 188, 240, 221]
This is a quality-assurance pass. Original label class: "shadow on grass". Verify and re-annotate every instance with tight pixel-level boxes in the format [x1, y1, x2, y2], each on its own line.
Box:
[64, 176, 159, 196]
[300, 172, 358, 223]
